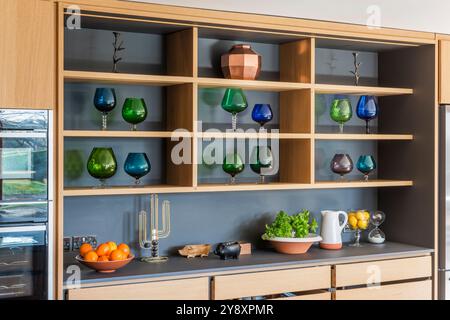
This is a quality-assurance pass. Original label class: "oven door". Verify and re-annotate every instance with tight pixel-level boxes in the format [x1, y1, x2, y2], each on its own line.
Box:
[0, 225, 48, 300]
[0, 130, 48, 202]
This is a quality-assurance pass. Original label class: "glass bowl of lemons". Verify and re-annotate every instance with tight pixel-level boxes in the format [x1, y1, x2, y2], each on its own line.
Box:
[347, 209, 370, 247]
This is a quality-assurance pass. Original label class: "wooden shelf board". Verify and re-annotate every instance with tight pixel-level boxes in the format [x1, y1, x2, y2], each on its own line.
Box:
[197, 77, 311, 92]
[195, 180, 413, 192]
[197, 132, 311, 139]
[64, 70, 195, 86]
[63, 130, 193, 138]
[314, 83, 413, 96]
[315, 133, 413, 140]
[63, 185, 194, 197]
[314, 180, 413, 188]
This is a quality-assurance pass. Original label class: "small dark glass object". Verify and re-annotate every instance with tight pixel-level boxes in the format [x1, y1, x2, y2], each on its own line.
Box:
[94, 88, 116, 130]
[356, 155, 376, 181]
[124, 153, 151, 185]
[251, 104, 273, 129]
[356, 95, 379, 134]
[222, 153, 245, 184]
[330, 154, 354, 180]
[87, 147, 117, 187]
[250, 146, 273, 184]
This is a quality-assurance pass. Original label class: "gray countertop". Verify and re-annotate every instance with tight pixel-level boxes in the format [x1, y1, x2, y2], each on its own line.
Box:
[63, 242, 433, 288]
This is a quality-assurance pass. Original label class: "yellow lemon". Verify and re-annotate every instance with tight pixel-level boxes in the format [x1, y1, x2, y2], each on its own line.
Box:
[357, 219, 369, 230]
[348, 216, 358, 229]
[348, 212, 356, 219]
[356, 211, 367, 221]
[364, 211, 370, 221]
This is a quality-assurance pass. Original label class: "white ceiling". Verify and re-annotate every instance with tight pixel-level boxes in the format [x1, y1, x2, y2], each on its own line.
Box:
[126, 0, 450, 34]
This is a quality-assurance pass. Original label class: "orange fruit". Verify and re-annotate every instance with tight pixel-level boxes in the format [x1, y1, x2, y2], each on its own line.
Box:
[96, 243, 111, 257]
[98, 256, 109, 262]
[79, 243, 93, 257]
[110, 249, 126, 261]
[84, 251, 98, 262]
[107, 241, 117, 252]
[117, 243, 130, 257]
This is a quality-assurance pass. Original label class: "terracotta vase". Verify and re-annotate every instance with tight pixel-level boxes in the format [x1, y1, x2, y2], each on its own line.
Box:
[221, 44, 261, 80]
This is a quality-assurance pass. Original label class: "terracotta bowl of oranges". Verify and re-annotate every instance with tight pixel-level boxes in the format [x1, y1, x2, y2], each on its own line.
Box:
[76, 241, 134, 273]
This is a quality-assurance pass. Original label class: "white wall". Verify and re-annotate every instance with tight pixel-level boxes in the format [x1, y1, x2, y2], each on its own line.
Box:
[128, 0, 450, 34]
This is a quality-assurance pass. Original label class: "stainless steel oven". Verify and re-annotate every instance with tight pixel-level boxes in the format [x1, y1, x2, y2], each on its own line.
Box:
[0, 109, 53, 300]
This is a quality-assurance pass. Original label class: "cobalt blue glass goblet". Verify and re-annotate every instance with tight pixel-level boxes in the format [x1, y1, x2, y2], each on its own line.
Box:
[356, 95, 379, 134]
[124, 153, 151, 185]
[252, 104, 273, 130]
[94, 88, 117, 131]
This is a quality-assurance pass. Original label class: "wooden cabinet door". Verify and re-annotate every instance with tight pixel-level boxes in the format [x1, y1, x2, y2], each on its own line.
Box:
[0, 0, 55, 109]
[440, 40, 450, 104]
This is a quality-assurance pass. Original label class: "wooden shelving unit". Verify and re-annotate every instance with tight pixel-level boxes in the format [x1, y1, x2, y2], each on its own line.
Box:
[55, 0, 438, 301]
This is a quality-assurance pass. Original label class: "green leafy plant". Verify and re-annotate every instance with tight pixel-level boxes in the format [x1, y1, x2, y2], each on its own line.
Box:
[262, 210, 318, 240]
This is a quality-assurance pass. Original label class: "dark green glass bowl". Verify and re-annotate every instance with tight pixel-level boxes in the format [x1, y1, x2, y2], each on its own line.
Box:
[87, 147, 117, 186]
[122, 98, 148, 130]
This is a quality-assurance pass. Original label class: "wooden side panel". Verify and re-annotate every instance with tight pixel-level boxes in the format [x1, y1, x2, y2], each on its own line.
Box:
[213, 266, 330, 300]
[279, 38, 313, 84]
[0, 0, 55, 109]
[67, 277, 209, 300]
[279, 89, 312, 133]
[166, 83, 194, 131]
[279, 139, 312, 183]
[336, 280, 432, 300]
[335, 256, 432, 287]
[166, 138, 194, 187]
[439, 40, 450, 104]
[166, 28, 196, 77]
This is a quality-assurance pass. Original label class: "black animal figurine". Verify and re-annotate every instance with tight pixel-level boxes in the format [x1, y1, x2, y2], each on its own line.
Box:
[214, 241, 241, 260]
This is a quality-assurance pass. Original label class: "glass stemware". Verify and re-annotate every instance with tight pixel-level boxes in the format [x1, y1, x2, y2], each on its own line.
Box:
[356, 155, 376, 181]
[222, 153, 245, 184]
[122, 98, 148, 131]
[94, 88, 116, 130]
[330, 154, 353, 180]
[251, 104, 273, 130]
[87, 147, 117, 187]
[221, 88, 248, 131]
[368, 211, 386, 244]
[330, 98, 352, 133]
[348, 209, 370, 247]
[356, 95, 379, 134]
[124, 153, 151, 185]
[250, 146, 273, 184]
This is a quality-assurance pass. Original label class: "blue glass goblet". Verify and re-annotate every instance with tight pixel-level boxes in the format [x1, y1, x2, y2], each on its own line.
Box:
[94, 88, 116, 130]
[252, 104, 273, 130]
[356, 96, 379, 134]
[124, 153, 151, 185]
[356, 155, 376, 181]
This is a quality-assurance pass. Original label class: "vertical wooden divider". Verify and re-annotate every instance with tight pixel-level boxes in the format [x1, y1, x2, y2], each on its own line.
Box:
[192, 28, 198, 187]
[279, 37, 315, 184]
[309, 38, 316, 184]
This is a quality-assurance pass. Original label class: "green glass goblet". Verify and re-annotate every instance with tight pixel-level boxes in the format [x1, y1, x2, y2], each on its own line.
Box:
[222, 153, 245, 184]
[250, 146, 273, 184]
[330, 98, 352, 133]
[221, 88, 248, 131]
[87, 147, 117, 188]
[122, 98, 148, 131]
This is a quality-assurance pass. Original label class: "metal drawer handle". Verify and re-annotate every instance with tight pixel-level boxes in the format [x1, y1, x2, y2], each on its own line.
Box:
[0, 290, 25, 297]
[0, 283, 26, 290]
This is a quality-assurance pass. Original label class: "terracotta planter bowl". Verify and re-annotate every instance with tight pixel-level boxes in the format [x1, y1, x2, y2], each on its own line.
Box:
[76, 255, 134, 273]
[268, 235, 322, 254]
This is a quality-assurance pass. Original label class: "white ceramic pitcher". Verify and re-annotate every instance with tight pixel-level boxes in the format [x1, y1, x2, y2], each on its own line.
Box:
[320, 210, 348, 250]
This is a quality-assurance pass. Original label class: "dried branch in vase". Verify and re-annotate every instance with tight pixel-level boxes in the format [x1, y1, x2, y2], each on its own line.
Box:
[112, 32, 125, 73]
[350, 52, 362, 86]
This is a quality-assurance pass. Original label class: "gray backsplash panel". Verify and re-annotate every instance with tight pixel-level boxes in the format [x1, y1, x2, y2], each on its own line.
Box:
[64, 188, 377, 256]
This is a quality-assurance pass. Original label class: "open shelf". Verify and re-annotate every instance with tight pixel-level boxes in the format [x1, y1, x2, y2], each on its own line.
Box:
[314, 180, 413, 189]
[63, 130, 193, 138]
[314, 83, 413, 96]
[197, 132, 311, 139]
[314, 133, 413, 141]
[64, 70, 194, 86]
[197, 77, 311, 92]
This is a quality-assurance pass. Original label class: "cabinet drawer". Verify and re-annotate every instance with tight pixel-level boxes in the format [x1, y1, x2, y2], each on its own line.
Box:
[336, 280, 432, 300]
[213, 266, 330, 300]
[67, 277, 209, 300]
[335, 256, 431, 287]
[270, 291, 331, 300]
